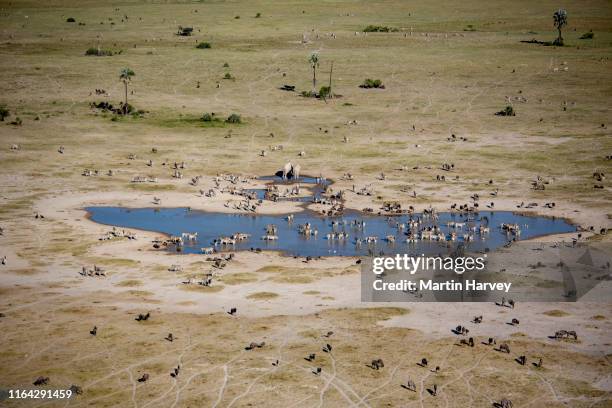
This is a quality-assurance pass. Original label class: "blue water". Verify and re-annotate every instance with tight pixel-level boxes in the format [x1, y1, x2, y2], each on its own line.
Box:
[86, 207, 575, 257]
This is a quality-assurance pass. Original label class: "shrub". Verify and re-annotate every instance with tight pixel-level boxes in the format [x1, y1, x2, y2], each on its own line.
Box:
[66, 17, 76, 23]
[363, 25, 398, 33]
[301, 90, 316, 98]
[0, 105, 9, 121]
[520, 39, 553, 46]
[255, 12, 261, 18]
[177, 26, 193, 36]
[319, 86, 331, 99]
[201, 112, 217, 122]
[495, 106, 515, 116]
[359, 78, 384, 89]
[91, 101, 138, 115]
[9, 117, 22, 126]
[119, 102, 134, 115]
[85, 47, 113, 56]
[223, 72, 233, 80]
[223, 62, 230, 68]
[579, 31, 594, 39]
[92, 101, 114, 111]
[196, 42, 211, 49]
[226, 113, 242, 124]
[234, 15, 240, 19]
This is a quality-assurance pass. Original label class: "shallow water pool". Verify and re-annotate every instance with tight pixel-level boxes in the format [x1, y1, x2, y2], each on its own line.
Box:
[87, 207, 575, 257]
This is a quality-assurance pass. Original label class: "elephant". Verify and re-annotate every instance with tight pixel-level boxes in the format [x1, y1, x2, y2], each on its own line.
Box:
[292, 163, 301, 180]
[282, 162, 293, 179]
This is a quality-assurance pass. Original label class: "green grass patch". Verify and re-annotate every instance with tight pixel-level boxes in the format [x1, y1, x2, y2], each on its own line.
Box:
[363, 25, 398, 32]
[128, 183, 177, 192]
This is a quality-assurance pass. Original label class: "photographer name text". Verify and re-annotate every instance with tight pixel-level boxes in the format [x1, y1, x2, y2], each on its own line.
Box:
[373, 279, 512, 293]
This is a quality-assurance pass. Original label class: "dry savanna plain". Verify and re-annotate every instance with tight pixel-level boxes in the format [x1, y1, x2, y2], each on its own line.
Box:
[0, 0, 611, 407]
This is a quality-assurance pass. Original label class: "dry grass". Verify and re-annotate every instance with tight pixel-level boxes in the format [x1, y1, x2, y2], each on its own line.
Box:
[0, 287, 608, 407]
[542, 309, 571, 317]
[246, 291, 280, 300]
[115, 279, 143, 287]
[220, 272, 259, 285]
[179, 284, 225, 293]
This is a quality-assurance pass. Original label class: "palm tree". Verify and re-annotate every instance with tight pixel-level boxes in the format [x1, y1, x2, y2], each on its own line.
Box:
[553, 9, 568, 46]
[119, 68, 135, 114]
[308, 52, 319, 92]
